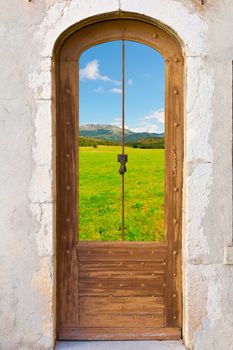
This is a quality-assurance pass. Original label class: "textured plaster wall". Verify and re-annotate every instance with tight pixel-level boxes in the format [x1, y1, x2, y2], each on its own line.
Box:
[0, 0, 233, 349]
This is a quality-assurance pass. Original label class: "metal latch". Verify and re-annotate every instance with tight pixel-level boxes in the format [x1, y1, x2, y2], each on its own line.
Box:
[118, 154, 128, 175]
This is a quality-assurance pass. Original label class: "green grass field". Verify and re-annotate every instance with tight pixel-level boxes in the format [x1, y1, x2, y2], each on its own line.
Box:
[79, 146, 164, 241]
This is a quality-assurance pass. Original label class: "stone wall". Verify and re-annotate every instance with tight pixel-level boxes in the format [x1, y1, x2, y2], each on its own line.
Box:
[0, 1, 233, 349]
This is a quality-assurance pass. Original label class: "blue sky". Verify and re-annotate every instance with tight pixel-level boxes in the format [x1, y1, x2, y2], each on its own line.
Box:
[79, 40, 165, 133]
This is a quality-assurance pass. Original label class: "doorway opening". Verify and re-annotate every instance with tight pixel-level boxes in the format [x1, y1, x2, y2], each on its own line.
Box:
[56, 17, 183, 340]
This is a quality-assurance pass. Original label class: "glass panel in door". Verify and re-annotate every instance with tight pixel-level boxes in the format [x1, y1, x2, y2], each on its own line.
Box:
[78, 40, 165, 242]
[124, 41, 165, 241]
[79, 41, 122, 240]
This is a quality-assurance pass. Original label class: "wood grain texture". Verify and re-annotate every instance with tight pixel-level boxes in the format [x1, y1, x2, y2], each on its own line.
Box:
[77, 242, 167, 262]
[59, 327, 181, 340]
[77, 243, 166, 327]
[79, 296, 165, 312]
[79, 262, 165, 279]
[56, 16, 183, 340]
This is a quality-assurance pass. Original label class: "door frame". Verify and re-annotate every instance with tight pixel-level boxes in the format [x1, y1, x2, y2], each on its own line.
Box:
[54, 13, 184, 340]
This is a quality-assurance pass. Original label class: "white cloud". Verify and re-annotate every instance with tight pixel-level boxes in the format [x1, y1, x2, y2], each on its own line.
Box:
[80, 59, 120, 84]
[131, 124, 160, 134]
[112, 121, 121, 127]
[110, 87, 122, 94]
[94, 86, 104, 94]
[111, 118, 129, 130]
[127, 78, 133, 86]
[142, 109, 164, 124]
[112, 117, 121, 127]
[129, 109, 164, 134]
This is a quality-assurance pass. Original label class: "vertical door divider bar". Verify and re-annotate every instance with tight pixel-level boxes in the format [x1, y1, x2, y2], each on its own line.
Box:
[122, 39, 125, 241]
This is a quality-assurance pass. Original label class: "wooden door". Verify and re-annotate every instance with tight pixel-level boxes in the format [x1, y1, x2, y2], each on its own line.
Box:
[56, 18, 183, 340]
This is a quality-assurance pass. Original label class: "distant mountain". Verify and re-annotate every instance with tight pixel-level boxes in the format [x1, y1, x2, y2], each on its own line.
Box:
[79, 124, 133, 142]
[79, 124, 164, 143]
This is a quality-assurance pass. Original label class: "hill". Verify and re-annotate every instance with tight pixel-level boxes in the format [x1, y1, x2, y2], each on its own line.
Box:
[79, 124, 133, 142]
[79, 124, 164, 144]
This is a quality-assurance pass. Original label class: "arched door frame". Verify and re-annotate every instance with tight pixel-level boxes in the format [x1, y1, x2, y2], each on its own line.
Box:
[54, 13, 184, 340]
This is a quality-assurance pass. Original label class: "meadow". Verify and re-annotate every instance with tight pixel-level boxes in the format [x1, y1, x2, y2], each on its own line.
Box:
[79, 146, 164, 241]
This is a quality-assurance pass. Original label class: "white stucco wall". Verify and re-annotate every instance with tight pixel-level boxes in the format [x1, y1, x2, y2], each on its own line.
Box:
[0, 0, 233, 349]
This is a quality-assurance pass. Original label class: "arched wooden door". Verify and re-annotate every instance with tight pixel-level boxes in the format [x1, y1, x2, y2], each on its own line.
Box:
[57, 18, 183, 340]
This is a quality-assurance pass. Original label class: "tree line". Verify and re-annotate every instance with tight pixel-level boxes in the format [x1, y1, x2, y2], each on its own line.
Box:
[79, 136, 164, 149]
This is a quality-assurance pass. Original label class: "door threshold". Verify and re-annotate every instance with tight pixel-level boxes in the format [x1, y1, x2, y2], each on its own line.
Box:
[56, 340, 186, 350]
